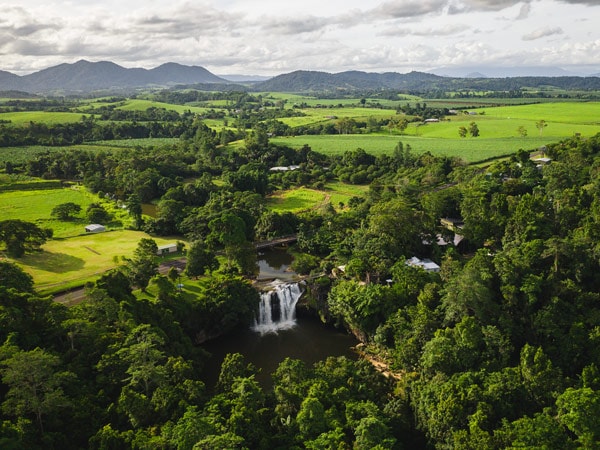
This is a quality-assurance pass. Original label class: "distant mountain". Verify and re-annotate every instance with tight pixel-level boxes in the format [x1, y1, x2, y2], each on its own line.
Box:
[254, 70, 446, 91]
[253, 69, 600, 92]
[0, 70, 26, 91]
[0, 60, 229, 93]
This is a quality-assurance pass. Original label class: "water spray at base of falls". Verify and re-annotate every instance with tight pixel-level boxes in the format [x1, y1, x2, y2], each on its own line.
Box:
[252, 282, 303, 335]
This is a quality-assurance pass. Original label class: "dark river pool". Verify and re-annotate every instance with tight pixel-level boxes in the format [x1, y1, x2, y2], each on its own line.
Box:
[200, 247, 359, 389]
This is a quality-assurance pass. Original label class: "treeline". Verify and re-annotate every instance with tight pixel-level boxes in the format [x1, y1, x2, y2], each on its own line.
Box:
[0, 116, 191, 147]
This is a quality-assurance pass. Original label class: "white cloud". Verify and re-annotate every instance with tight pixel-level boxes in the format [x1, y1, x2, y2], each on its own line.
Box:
[516, 3, 532, 19]
[522, 26, 564, 40]
[0, 0, 598, 75]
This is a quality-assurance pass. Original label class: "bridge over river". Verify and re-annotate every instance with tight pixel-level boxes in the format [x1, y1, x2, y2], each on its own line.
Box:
[254, 234, 297, 250]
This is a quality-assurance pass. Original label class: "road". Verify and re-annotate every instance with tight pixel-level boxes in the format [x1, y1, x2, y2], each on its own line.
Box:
[53, 257, 187, 306]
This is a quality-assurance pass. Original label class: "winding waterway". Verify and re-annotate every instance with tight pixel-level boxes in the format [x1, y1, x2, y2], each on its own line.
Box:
[201, 248, 358, 389]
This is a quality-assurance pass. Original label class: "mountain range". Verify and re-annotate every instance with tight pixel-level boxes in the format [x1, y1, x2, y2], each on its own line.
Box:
[1, 60, 599, 94]
[0, 60, 227, 93]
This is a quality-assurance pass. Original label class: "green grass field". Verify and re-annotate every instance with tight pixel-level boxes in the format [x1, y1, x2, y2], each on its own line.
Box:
[0, 186, 125, 238]
[479, 102, 600, 124]
[11, 230, 182, 292]
[106, 99, 210, 115]
[271, 102, 600, 162]
[271, 134, 555, 162]
[267, 182, 369, 213]
[0, 111, 90, 125]
[406, 117, 600, 139]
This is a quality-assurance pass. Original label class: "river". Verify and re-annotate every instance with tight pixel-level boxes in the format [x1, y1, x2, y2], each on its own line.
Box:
[200, 247, 358, 389]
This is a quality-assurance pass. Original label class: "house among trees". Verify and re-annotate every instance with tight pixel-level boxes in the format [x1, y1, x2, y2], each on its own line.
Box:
[157, 243, 178, 256]
[84, 224, 105, 233]
[269, 165, 301, 172]
[405, 256, 440, 272]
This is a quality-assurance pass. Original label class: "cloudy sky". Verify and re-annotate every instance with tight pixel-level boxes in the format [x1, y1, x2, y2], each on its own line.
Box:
[1, 0, 599, 76]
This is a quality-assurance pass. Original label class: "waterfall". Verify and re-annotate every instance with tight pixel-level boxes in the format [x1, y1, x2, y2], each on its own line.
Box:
[252, 282, 303, 335]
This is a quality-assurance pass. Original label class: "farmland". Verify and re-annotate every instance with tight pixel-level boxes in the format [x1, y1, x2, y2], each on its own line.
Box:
[271, 134, 554, 162]
[0, 185, 123, 238]
[2, 93, 600, 294]
[0, 110, 89, 125]
[16, 230, 182, 293]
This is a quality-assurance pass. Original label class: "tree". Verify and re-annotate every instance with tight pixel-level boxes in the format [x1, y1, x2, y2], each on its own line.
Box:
[86, 203, 110, 224]
[517, 126, 528, 137]
[458, 126, 467, 138]
[185, 241, 218, 278]
[0, 260, 34, 292]
[126, 193, 143, 228]
[536, 120, 547, 136]
[216, 353, 257, 393]
[0, 219, 52, 257]
[0, 346, 75, 434]
[116, 324, 167, 396]
[397, 118, 409, 135]
[557, 387, 600, 448]
[51, 202, 82, 220]
[469, 121, 480, 137]
[124, 238, 159, 292]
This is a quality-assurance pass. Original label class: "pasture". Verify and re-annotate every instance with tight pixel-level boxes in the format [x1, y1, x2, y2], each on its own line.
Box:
[267, 182, 368, 213]
[0, 111, 90, 125]
[479, 102, 600, 124]
[97, 98, 210, 115]
[0, 186, 124, 238]
[13, 230, 181, 293]
[271, 134, 554, 162]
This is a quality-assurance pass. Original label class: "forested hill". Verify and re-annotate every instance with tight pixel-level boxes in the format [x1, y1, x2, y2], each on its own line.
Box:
[254, 69, 600, 92]
[0, 60, 229, 93]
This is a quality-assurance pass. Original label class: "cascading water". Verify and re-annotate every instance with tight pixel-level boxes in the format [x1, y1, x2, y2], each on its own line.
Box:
[252, 282, 303, 335]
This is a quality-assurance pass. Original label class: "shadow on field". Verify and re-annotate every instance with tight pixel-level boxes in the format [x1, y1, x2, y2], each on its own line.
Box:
[183, 284, 203, 294]
[22, 251, 85, 273]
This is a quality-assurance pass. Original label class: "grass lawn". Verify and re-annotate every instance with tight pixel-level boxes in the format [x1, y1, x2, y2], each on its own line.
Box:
[0, 186, 110, 238]
[11, 230, 183, 293]
[267, 182, 369, 213]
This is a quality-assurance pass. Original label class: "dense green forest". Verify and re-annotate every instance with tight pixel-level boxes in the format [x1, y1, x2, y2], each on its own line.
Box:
[2, 88, 600, 448]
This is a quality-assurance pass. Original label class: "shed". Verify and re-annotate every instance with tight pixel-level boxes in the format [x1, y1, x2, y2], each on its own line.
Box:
[85, 224, 105, 233]
[157, 243, 178, 256]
